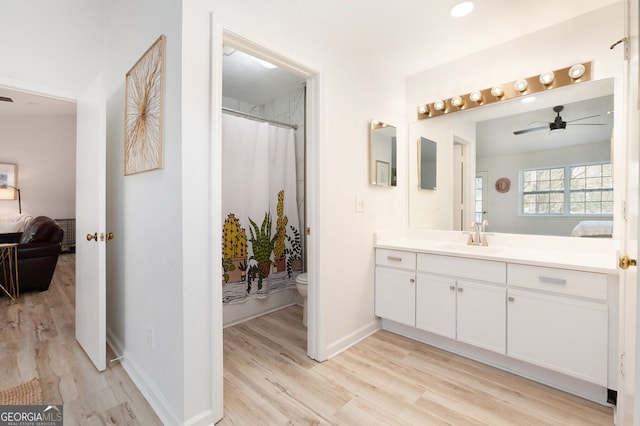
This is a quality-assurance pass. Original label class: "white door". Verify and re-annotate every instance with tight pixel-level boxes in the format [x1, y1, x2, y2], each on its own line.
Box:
[615, 0, 640, 421]
[374, 267, 416, 326]
[457, 280, 506, 354]
[75, 75, 107, 371]
[415, 273, 456, 338]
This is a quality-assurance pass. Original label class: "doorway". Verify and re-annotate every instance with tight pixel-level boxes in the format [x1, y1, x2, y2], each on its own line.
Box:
[213, 29, 322, 361]
[220, 46, 307, 327]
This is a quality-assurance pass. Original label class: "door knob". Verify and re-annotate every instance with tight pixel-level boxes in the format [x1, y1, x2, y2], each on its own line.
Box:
[86, 232, 98, 241]
[619, 254, 637, 270]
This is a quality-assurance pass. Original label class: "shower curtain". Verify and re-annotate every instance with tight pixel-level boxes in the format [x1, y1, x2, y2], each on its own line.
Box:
[221, 114, 302, 304]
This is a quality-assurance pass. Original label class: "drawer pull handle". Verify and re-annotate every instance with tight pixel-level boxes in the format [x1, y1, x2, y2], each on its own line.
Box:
[508, 296, 515, 302]
[409, 278, 415, 283]
[539, 276, 567, 285]
[387, 256, 402, 262]
[458, 287, 463, 292]
[449, 285, 455, 291]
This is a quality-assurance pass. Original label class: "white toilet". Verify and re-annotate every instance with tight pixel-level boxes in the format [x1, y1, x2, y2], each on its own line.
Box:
[295, 273, 308, 326]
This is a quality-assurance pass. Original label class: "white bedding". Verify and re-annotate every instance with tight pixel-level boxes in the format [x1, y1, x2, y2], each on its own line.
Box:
[0, 214, 33, 233]
[571, 220, 613, 238]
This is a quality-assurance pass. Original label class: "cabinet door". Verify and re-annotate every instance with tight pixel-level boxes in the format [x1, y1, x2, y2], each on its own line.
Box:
[507, 289, 608, 386]
[375, 266, 415, 326]
[416, 273, 456, 338]
[457, 280, 506, 354]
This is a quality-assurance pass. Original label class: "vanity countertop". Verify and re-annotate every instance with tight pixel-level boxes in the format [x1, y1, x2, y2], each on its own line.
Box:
[375, 230, 619, 274]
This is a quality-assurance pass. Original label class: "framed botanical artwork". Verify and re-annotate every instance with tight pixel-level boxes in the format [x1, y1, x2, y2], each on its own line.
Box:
[376, 160, 390, 186]
[0, 163, 17, 200]
[124, 35, 166, 175]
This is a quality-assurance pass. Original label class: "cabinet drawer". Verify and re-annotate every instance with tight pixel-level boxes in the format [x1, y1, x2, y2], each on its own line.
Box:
[507, 264, 607, 301]
[376, 249, 416, 270]
[417, 253, 506, 284]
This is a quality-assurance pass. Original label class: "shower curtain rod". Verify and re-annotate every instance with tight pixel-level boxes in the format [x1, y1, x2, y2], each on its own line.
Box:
[222, 107, 299, 130]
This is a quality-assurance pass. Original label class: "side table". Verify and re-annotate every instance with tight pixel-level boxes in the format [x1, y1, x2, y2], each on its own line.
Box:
[0, 243, 18, 302]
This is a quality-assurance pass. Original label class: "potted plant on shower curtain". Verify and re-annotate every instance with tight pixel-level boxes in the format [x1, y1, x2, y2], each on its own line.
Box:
[273, 190, 288, 273]
[286, 224, 303, 278]
[248, 211, 278, 280]
[222, 213, 247, 283]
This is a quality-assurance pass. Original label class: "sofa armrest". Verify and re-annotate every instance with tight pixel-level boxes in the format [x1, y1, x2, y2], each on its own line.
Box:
[17, 243, 61, 259]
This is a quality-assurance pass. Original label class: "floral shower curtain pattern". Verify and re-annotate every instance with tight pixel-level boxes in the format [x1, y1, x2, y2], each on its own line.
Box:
[221, 114, 302, 304]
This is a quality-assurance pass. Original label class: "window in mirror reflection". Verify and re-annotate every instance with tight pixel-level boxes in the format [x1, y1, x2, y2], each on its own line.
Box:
[418, 137, 437, 190]
[370, 121, 397, 186]
[521, 162, 613, 215]
[474, 174, 486, 223]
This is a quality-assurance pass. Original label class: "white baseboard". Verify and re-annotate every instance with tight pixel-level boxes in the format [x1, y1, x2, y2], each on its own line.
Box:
[325, 319, 381, 360]
[106, 328, 185, 425]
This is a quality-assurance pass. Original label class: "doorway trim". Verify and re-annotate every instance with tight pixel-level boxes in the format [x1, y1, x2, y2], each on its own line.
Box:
[210, 16, 324, 421]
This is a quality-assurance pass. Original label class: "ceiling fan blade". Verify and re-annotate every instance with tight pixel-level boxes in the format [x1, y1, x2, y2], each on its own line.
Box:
[513, 125, 548, 135]
[568, 123, 607, 126]
[566, 114, 600, 123]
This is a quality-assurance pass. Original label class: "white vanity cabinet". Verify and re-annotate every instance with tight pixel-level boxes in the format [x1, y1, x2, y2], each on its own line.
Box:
[374, 249, 416, 327]
[416, 254, 507, 354]
[374, 234, 618, 402]
[507, 264, 609, 386]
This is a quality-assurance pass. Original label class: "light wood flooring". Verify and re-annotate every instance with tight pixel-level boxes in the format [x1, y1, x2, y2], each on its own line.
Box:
[0, 253, 161, 425]
[1, 252, 614, 425]
[222, 305, 614, 425]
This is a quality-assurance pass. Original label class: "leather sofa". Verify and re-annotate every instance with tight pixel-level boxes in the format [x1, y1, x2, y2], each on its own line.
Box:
[0, 216, 64, 293]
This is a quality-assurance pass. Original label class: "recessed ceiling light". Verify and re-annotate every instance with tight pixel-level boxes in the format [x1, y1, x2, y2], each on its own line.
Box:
[257, 58, 277, 69]
[521, 96, 536, 103]
[450, 1, 474, 18]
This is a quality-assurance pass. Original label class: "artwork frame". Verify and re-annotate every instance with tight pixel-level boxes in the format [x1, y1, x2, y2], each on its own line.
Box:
[0, 163, 17, 200]
[124, 35, 166, 176]
[376, 160, 390, 186]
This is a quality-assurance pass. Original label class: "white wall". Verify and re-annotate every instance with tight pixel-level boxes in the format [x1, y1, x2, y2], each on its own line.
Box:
[102, 1, 186, 424]
[0, 1, 103, 97]
[477, 141, 611, 236]
[407, 3, 625, 233]
[0, 115, 76, 219]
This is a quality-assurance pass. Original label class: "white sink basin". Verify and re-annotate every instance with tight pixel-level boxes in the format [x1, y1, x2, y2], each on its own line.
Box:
[436, 243, 504, 255]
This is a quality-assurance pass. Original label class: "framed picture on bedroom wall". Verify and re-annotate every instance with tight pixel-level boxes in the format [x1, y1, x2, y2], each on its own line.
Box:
[0, 163, 17, 200]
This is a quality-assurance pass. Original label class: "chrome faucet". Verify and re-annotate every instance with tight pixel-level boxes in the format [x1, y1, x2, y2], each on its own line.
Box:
[467, 221, 481, 246]
[467, 220, 490, 246]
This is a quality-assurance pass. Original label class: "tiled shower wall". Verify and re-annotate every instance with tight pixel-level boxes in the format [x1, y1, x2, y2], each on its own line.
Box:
[222, 85, 306, 270]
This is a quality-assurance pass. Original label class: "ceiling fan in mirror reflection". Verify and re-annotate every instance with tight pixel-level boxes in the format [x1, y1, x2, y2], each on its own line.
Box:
[513, 105, 606, 135]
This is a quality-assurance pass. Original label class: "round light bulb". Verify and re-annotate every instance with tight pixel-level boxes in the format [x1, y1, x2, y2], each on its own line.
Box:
[418, 104, 428, 115]
[433, 100, 446, 111]
[490, 86, 504, 98]
[451, 96, 463, 107]
[569, 64, 586, 79]
[450, 1, 474, 17]
[469, 91, 482, 103]
[539, 71, 555, 85]
[514, 79, 528, 92]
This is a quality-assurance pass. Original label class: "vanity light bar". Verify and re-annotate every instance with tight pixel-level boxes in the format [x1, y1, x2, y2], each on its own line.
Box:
[417, 62, 592, 120]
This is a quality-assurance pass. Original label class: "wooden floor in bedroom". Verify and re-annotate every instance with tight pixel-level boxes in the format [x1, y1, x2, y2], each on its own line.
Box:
[0, 253, 161, 425]
[221, 304, 614, 425]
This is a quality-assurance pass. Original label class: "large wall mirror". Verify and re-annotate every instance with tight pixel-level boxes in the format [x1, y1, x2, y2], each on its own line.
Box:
[409, 77, 616, 238]
[370, 120, 397, 186]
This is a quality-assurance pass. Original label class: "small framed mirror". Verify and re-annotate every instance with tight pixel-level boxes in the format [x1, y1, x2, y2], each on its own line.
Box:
[370, 120, 397, 186]
[418, 137, 437, 190]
